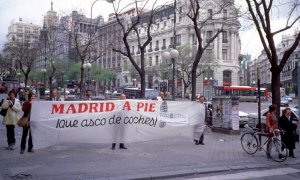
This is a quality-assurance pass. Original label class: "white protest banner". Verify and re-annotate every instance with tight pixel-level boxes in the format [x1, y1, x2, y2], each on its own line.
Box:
[30, 100, 205, 149]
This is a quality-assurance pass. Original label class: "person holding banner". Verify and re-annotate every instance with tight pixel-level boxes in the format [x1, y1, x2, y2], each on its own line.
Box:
[157, 91, 165, 101]
[193, 95, 206, 145]
[20, 92, 35, 154]
[1, 91, 21, 150]
[85, 90, 93, 101]
[47, 88, 61, 101]
[111, 93, 128, 150]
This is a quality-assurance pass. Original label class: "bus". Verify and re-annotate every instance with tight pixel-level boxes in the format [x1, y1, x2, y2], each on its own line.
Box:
[215, 86, 269, 102]
[122, 87, 159, 99]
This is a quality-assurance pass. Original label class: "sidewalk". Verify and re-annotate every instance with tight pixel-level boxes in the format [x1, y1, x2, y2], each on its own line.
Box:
[0, 124, 300, 180]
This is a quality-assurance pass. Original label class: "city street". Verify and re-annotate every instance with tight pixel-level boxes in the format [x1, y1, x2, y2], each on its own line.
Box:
[0, 98, 300, 179]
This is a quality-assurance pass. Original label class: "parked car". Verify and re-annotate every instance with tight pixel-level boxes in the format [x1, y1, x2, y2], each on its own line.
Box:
[280, 97, 289, 107]
[239, 111, 249, 127]
[248, 107, 299, 130]
[286, 96, 293, 102]
[292, 105, 298, 113]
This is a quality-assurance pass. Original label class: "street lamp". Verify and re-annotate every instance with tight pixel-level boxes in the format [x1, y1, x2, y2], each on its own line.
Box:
[90, 0, 115, 36]
[162, 49, 179, 100]
[41, 68, 47, 88]
[203, 76, 213, 101]
[61, 69, 66, 99]
[83, 62, 92, 90]
[296, 56, 300, 139]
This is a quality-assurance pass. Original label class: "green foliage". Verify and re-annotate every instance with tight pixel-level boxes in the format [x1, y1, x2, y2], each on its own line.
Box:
[54, 61, 80, 81]
[28, 70, 43, 81]
[92, 66, 117, 82]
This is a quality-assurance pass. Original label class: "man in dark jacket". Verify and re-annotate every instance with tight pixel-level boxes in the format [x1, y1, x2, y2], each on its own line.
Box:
[278, 108, 298, 158]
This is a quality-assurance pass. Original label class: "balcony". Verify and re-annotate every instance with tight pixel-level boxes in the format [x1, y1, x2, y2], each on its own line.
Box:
[154, 47, 159, 51]
[161, 46, 166, 50]
[148, 48, 153, 52]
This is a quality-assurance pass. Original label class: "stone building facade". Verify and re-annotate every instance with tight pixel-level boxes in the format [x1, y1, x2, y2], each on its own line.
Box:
[104, 0, 241, 96]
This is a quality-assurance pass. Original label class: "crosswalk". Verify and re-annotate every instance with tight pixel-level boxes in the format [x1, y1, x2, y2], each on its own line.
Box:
[187, 167, 300, 180]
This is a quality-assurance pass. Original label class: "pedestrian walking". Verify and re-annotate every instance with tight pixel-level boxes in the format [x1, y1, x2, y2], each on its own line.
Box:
[265, 104, 278, 158]
[278, 108, 297, 158]
[111, 93, 127, 150]
[1, 91, 21, 150]
[193, 95, 206, 145]
[20, 92, 35, 154]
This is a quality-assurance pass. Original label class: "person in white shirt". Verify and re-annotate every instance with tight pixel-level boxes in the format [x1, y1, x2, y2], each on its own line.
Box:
[157, 91, 165, 101]
[111, 94, 128, 150]
[193, 95, 206, 145]
[1, 91, 21, 150]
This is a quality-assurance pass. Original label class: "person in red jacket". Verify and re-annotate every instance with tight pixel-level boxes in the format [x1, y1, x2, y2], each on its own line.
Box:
[20, 92, 36, 154]
[265, 104, 278, 158]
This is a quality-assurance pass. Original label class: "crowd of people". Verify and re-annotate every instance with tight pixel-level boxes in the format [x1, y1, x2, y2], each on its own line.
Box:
[0, 87, 298, 159]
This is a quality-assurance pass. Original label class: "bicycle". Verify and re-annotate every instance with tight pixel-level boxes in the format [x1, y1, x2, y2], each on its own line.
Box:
[241, 126, 288, 162]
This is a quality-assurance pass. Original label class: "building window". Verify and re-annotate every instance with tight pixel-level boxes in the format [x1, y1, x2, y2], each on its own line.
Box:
[176, 34, 181, 45]
[222, 31, 228, 43]
[179, 16, 182, 23]
[132, 46, 135, 55]
[155, 40, 159, 50]
[223, 9, 227, 20]
[149, 42, 153, 52]
[162, 39, 166, 49]
[208, 9, 213, 19]
[149, 56, 152, 66]
[223, 70, 232, 86]
[222, 49, 228, 61]
[155, 56, 159, 65]
[164, 21, 167, 27]
[206, 31, 212, 42]
[157, 23, 160, 30]
[179, 7, 182, 13]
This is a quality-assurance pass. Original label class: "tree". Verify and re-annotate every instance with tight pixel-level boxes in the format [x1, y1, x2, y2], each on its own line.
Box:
[109, 0, 159, 98]
[4, 42, 39, 87]
[245, 0, 300, 113]
[185, 0, 234, 100]
[93, 67, 117, 91]
[175, 45, 218, 97]
[0, 54, 11, 80]
[66, 11, 107, 97]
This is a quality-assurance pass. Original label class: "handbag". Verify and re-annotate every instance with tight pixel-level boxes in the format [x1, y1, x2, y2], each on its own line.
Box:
[0, 108, 7, 117]
[17, 116, 29, 127]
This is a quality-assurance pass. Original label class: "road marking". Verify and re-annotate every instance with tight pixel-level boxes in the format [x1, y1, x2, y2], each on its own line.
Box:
[188, 167, 300, 180]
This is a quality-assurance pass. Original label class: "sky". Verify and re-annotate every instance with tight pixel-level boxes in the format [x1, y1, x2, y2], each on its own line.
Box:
[0, 0, 297, 59]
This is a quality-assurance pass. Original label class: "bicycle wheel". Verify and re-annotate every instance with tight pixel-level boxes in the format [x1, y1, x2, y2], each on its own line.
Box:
[241, 133, 259, 154]
[269, 138, 288, 162]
